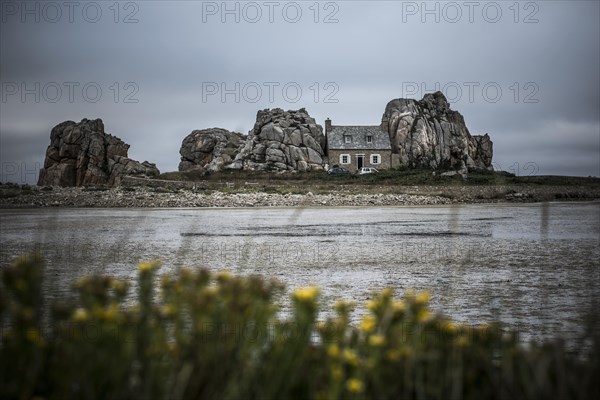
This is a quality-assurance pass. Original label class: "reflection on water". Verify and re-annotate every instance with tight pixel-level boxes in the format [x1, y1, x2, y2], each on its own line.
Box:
[540, 201, 550, 239]
[1, 202, 599, 347]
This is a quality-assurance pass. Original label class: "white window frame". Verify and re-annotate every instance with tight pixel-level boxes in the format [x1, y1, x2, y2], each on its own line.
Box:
[370, 154, 381, 165]
[340, 154, 351, 165]
[366, 135, 373, 143]
[344, 135, 352, 144]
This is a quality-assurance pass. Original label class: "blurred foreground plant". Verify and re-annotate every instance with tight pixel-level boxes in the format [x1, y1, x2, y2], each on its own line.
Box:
[1, 254, 598, 399]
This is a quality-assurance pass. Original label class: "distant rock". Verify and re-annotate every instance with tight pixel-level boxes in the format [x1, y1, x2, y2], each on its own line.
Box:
[233, 108, 326, 171]
[178, 128, 245, 172]
[381, 91, 493, 171]
[38, 118, 159, 186]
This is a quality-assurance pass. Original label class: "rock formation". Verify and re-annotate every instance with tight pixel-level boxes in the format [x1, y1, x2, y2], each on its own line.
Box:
[38, 118, 159, 186]
[179, 108, 326, 173]
[178, 128, 245, 172]
[381, 91, 493, 170]
[232, 108, 326, 171]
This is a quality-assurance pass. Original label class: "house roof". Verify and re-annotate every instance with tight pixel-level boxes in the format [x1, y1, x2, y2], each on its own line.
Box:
[327, 125, 391, 150]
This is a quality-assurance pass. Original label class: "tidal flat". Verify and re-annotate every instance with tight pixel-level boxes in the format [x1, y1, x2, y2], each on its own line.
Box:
[1, 202, 598, 348]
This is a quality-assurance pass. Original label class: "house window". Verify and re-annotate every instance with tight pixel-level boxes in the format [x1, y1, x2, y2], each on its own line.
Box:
[340, 154, 351, 164]
[370, 154, 381, 165]
[367, 135, 373, 143]
[344, 135, 352, 144]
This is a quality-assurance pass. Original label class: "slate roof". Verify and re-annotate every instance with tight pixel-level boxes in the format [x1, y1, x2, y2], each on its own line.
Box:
[327, 125, 391, 150]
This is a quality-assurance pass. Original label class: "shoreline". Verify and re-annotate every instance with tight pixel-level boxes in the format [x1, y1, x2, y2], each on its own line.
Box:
[1, 183, 599, 208]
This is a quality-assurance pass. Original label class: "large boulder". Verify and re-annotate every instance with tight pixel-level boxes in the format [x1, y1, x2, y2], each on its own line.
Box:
[381, 92, 493, 170]
[178, 128, 245, 172]
[233, 108, 326, 171]
[38, 118, 159, 186]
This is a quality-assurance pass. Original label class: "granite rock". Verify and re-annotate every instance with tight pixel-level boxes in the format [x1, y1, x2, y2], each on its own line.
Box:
[381, 92, 493, 171]
[38, 118, 159, 186]
[235, 108, 326, 171]
[178, 128, 245, 172]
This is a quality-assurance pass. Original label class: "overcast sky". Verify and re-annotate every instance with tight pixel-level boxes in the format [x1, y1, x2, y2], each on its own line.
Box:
[1, 0, 599, 183]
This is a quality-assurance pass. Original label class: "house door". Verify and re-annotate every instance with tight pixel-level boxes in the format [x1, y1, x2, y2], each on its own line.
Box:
[356, 155, 364, 170]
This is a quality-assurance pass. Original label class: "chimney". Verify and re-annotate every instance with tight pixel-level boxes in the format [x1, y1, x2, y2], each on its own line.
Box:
[325, 118, 332, 134]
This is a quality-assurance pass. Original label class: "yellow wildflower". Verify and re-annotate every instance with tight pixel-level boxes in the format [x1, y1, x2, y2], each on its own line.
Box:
[415, 290, 430, 305]
[444, 321, 458, 334]
[368, 334, 386, 347]
[392, 300, 406, 313]
[346, 378, 364, 393]
[366, 299, 377, 312]
[161, 304, 177, 317]
[360, 315, 377, 333]
[137, 261, 159, 273]
[293, 286, 320, 302]
[111, 280, 128, 296]
[72, 308, 89, 322]
[343, 349, 359, 366]
[327, 344, 340, 358]
[101, 306, 119, 321]
[416, 309, 431, 323]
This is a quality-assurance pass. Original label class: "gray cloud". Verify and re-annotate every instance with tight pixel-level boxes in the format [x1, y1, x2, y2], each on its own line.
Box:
[1, 0, 599, 184]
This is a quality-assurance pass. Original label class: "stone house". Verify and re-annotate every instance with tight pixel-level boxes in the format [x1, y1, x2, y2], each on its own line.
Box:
[325, 118, 393, 171]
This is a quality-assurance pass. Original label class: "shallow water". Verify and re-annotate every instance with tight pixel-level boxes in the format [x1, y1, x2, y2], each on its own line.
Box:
[1, 202, 599, 346]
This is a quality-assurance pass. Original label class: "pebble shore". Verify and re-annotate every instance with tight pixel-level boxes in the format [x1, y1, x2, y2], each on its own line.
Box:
[0, 186, 452, 208]
[1, 184, 598, 208]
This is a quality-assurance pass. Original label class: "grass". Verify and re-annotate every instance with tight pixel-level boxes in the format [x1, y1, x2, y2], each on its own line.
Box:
[1, 254, 599, 399]
[155, 168, 600, 189]
[1, 170, 598, 202]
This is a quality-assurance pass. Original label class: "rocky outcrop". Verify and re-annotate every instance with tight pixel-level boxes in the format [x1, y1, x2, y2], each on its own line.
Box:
[38, 118, 159, 186]
[231, 108, 326, 171]
[110, 158, 160, 183]
[381, 92, 493, 171]
[178, 108, 327, 173]
[178, 128, 245, 172]
[468, 134, 493, 170]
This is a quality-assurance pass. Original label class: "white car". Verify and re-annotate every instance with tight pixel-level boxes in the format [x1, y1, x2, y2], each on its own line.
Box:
[358, 167, 379, 175]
